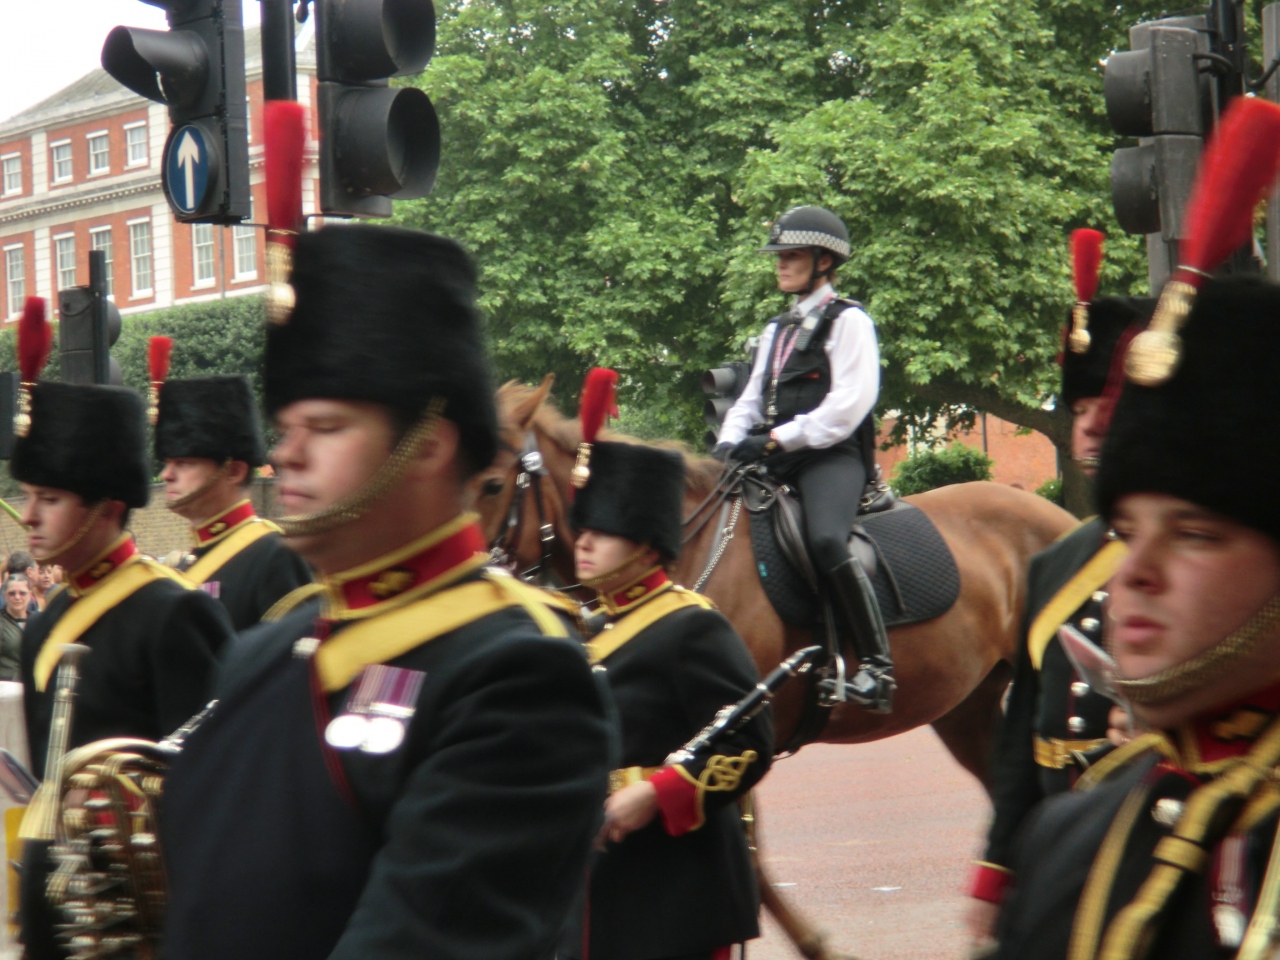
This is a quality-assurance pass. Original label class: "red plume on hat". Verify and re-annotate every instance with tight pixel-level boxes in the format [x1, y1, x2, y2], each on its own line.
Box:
[571, 367, 618, 489]
[147, 335, 173, 426]
[264, 99, 307, 324]
[1127, 96, 1280, 385]
[1066, 229, 1104, 355]
[15, 297, 51, 438]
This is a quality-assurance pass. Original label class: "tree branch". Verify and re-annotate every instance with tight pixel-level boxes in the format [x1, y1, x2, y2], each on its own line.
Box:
[907, 375, 1071, 447]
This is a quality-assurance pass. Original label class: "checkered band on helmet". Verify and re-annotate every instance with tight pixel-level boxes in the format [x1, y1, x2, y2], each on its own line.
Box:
[760, 206, 851, 262]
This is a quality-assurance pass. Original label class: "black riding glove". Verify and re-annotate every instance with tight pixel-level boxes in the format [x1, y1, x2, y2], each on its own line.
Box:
[711, 442, 734, 462]
[731, 435, 778, 463]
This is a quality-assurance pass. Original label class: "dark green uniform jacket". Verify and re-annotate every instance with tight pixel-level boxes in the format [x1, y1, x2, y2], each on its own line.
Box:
[567, 569, 774, 960]
[178, 501, 312, 631]
[974, 518, 1124, 901]
[20, 536, 232, 775]
[161, 519, 614, 960]
[996, 691, 1280, 960]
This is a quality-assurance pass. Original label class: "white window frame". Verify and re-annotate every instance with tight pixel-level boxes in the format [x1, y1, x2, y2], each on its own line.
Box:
[1, 154, 20, 197]
[4, 244, 25, 319]
[192, 222, 216, 288]
[128, 218, 153, 298]
[124, 122, 148, 167]
[89, 226, 113, 298]
[54, 233, 76, 292]
[232, 222, 257, 281]
[50, 139, 72, 184]
[86, 131, 110, 176]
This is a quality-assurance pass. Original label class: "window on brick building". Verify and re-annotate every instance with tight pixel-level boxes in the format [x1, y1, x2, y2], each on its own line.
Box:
[1, 155, 19, 197]
[90, 227, 113, 297]
[88, 133, 110, 175]
[125, 124, 148, 166]
[4, 246, 24, 318]
[233, 221, 257, 280]
[193, 222, 215, 285]
[55, 235, 76, 292]
[50, 141, 72, 183]
[130, 220, 153, 295]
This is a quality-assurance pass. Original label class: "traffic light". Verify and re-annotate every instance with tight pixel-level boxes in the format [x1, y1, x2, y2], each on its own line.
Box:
[701, 360, 753, 450]
[102, 0, 249, 223]
[315, 0, 441, 218]
[59, 251, 122, 387]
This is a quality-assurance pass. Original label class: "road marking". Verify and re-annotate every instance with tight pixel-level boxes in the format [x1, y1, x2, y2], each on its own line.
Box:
[872, 886, 902, 892]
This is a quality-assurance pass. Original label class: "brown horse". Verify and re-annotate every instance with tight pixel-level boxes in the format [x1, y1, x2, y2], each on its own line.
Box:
[474, 378, 1074, 957]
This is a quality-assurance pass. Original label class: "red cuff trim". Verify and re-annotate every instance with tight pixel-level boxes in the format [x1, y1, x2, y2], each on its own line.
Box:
[650, 765, 704, 836]
[968, 862, 1012, 903]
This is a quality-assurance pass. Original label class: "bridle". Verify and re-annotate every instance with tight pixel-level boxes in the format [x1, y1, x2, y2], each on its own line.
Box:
[488, 429, 558, 584]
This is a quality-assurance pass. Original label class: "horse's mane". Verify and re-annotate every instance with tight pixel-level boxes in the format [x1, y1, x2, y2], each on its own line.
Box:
[496, 380, 726, 497]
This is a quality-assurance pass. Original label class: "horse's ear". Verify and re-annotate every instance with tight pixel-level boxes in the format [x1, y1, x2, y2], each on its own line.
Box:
[513, 373, 556, 430]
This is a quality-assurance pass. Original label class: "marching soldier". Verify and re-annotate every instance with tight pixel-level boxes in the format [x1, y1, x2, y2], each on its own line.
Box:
[966, 231, 1153, 943]
[565, 369, 773, 960]
[150, 338, 312, 630]
[160, 223, 613, 960]
[995, 97, 1280, 960]
[714, 206, 891, 711]
[8, 299, 233, 957]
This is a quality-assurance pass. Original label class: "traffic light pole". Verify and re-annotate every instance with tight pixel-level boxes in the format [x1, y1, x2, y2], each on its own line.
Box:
[88, 250, 109, 386]
[261, 0, 297, 101]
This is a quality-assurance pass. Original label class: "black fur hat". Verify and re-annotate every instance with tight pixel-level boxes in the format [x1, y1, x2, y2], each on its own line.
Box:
[155, 375, 266, 467]
[1061, 296, 1155, 407]
[570, 441, 686, 560]
[1097, 276, 1280, 541]
[265, 224, 498, 473]
[11, 382, 150, 508]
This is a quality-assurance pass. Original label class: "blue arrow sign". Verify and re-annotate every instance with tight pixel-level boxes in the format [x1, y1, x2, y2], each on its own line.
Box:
[164, 125, 212, 216]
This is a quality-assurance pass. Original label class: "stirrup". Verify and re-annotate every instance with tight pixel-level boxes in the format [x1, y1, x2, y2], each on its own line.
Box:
[848, 660, 895, 714]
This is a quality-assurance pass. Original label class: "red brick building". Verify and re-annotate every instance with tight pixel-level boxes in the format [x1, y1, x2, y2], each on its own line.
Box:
[0, 25, 320, 321]
[879, 413, 1060, 493]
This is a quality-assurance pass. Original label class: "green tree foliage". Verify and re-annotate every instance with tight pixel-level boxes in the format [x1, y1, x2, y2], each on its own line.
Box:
[890, 442, 993, 496]
[399, 0, 1170, 448]
[0, 296, 265, 400]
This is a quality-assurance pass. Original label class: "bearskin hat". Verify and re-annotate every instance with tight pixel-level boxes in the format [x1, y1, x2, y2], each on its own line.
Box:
[570, 441, 686, 560]
[155, 375, 266, 467]
[1096, 276, 1280, 541]
[11, 382, 150, 508]
[264, 225, 498, 473]
[1061, 296, 1155, 407]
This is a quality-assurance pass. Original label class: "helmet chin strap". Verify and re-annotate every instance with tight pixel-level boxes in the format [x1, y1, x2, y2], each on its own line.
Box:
[1112, 592, 1280, 705]
[165, 459, 233, 513]
[40, 501, 108, 566]
[801, 246, 832, 296]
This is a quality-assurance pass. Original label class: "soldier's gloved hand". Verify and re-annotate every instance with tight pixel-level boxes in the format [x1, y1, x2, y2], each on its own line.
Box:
[731, 435, 775, 463]
[711, 442, 734, 462]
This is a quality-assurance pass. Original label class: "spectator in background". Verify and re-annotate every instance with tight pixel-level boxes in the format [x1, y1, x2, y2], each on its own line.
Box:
[6, 551, 38, 615]
[32, 563, 60, 611]
[0, 575, 31, 681]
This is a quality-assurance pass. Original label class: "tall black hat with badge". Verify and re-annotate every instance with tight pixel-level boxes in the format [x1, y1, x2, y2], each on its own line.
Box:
[568, 368, 686, 560]
[260, 103, 496, 537]
[150, 336, 266, 468]
[1060, 228, 1155, 408]
[8, 297, 150, 508]
[1096, 97, 1280, 708]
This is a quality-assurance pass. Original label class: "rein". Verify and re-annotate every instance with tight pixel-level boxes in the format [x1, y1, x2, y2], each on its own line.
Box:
[489, 429, 558, 584]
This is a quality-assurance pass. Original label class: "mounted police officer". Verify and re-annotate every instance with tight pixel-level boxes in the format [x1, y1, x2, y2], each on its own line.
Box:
[714, 205, 891, 712]
[152, 352, 312, 630]
[965, 231, 1154, 947]
[566, 370, 772, 960]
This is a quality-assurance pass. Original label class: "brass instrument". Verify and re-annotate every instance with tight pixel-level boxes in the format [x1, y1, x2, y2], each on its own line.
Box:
[20, 642, 213, 959]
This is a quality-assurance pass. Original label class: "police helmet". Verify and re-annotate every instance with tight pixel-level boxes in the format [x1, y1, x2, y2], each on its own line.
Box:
[759, 206, 851, 264]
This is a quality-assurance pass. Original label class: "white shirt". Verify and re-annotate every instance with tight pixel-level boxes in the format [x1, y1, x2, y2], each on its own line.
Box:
[717, 283, 880, 452]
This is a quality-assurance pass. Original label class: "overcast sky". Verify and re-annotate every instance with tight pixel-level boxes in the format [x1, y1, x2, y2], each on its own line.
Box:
[0, 2, 259, 123]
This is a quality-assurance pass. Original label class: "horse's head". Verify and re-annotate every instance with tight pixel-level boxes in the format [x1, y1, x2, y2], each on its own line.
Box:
[472, 374, 555, 542]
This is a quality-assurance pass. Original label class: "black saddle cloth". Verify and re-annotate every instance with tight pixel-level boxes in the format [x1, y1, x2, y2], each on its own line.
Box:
[747, 486, 959, 630]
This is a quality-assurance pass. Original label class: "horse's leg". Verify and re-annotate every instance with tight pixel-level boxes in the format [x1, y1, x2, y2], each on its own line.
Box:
[928, 658, 1012, 797]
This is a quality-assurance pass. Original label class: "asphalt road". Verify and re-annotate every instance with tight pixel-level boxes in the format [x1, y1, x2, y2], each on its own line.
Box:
[750, 727, 991, 960]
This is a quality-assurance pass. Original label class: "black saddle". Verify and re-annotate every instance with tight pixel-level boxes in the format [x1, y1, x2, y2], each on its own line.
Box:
[742, 469, 959, 630]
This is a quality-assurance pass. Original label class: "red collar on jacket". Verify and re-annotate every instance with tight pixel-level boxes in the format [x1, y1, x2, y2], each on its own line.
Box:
[194, 499, 257, 545]
[69, 535, 139, 595]
[597, 567, 672, 617]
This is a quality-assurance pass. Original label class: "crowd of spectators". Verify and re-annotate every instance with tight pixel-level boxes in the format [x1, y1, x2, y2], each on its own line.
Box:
[0, 551, 62, 682]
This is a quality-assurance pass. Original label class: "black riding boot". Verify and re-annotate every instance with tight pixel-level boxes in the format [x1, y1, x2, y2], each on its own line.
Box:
[829, 556, 895, 713]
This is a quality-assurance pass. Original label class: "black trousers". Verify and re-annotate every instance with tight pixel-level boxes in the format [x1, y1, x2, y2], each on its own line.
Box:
[792, 448, 867, 574]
